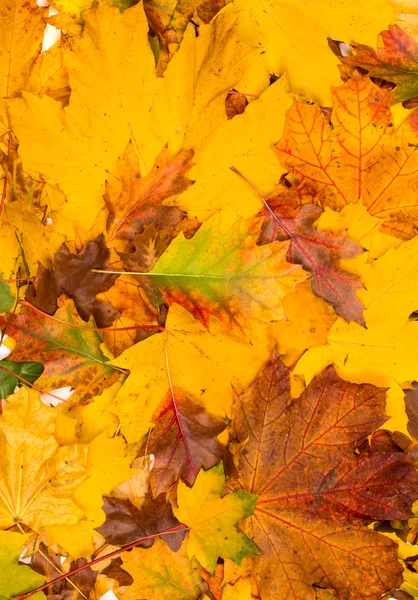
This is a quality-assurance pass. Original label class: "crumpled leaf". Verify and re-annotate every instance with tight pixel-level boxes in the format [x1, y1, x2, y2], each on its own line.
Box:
[97, 493, 185, 550]
[257, 201, 364, 323]
[104, 141, 193, 244]
[26, 235, 120, 328]
[331, 25, 418, 104]
[230, 351, 418, 600]
[144, 388, 228, 496]
[3, 296, 121, 403]
[119, 538, 203, 600]
[276, 76, 418, 239]
[0, 387, 87, 530]
[147, 213, 306, 338]
[0, 360, 44, 399]
[0, 531, 45, 600]
[174, 462, 258, 574]
[225, 89, 249, 120]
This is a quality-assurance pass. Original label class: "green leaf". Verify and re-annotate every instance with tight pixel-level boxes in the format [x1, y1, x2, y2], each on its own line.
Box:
[0, 361, 44, 399]
[174, 462, 258, 573]
[0, 274, 14, 313]
[0, 531, 45, 599]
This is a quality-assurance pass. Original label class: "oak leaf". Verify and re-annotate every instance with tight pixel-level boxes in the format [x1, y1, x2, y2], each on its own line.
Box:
[174, 462, 258, 573]
[331, 25, 418, 104]
[26, 235, 120, 328]
[104, 142, 193, 244]
[257, 201, 364, 323]
[276, 76, 418, 239]
[3, 296, 121, 403]
[144, 388, 228, 496]
[230, 351, 418, 600]
[97, 493, 185, 551]
[119, 538, 203, 600]
[147, 213, 306, 338]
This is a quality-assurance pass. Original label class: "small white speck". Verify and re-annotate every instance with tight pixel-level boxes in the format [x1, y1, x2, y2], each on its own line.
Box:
[48, 5, 59, 15]
[41, 386, 75, 407]
[339, 42, 352, 57]
[0, 335, 13, 360]
[100, 592, 118, 600]
[41, 24, 61, 54]
[46, 217, 53, 225]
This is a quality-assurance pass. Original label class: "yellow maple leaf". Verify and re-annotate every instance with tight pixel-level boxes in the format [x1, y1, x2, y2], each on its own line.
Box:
[109, 303, 272, 444]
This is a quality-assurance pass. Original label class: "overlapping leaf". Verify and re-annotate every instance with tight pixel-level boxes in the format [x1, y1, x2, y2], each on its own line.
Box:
[230, 351, 418, 600]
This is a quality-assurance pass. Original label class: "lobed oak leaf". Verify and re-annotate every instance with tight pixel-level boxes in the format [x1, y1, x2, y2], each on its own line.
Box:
[26, 235, 120, 328]
[146, 212, 307, 339]
[105, 141, 194, 244]
[108, 304, 272, 445]
[3, 296, 121, 403]
[330, 25, 418, 105]
[96, 493, 185, 551]
[258, 201, 365, 323]
[144, 388, 229, 496]
[174, 462, 258, 574]
[0, 532, 45, 600]
[275, 76, 418, 240]
[119, 538, 203, 600]
[230, 351, 418, 600]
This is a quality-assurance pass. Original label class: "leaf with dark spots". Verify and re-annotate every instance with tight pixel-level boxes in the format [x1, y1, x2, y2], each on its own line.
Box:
[330, 26, 418, 105]
[105, 142, 194, 243]
[26, 235, 120, 328]
[258, 202, 365, 324]
[229, 350, 418, 600]
[3, 297, 121, 403]
[144, 388, 229, 496]
[225, 89, 248, 120]
[96, 492, 185, 551]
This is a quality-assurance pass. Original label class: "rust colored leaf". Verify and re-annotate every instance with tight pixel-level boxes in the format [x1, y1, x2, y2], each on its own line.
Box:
[101, 557, 134, 587]
[405, 382, 418, 441]
[26, 235, 120, 328]
[330, 26, 418, 105]
[225, 89, 248, 120]
[105, 142, 194, 243]
[30, 545, 97, 600]
[258, 202, 364, 324]
[229, 350, 418, 600]
[276, 76, 418, 239]
[144, 388, 228, 496]
[96, 493, 185, 551]
[3, 297, 121, 402]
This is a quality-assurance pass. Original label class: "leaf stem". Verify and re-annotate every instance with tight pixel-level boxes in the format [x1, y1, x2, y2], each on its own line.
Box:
[13, 524, 188, 600]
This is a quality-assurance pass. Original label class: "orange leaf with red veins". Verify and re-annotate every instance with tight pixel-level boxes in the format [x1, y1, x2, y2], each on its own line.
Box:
[258, 202, 364, 324]
[276, 76, 418, 239]
[3, 297, 121, 403]
[330, 25, 418, 105]
[144, 388, 228, 496]
[105, 141, 194, 243]
[230, 350, 418, 600]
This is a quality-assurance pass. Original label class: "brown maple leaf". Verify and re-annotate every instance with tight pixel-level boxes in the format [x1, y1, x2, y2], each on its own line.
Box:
[144, 388, 229, 496]
[26, 235, 120, 328]
[229, 350, 418, 600]
[96, 492, 185, 551]
[105, 142, 194, 243]
[257, 201, 364, 324]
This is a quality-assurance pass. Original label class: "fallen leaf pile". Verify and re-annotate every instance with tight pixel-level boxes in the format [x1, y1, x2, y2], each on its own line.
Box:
[3, 1, 418, 599]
